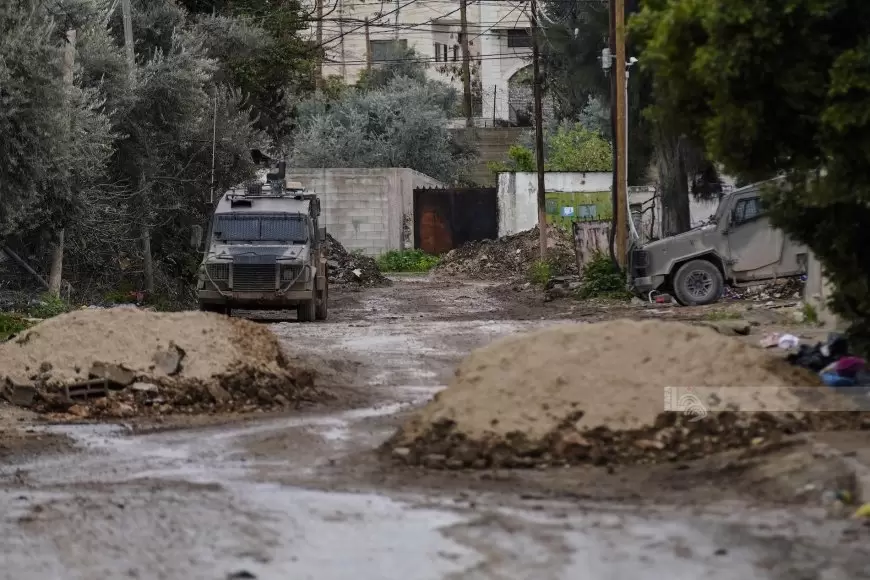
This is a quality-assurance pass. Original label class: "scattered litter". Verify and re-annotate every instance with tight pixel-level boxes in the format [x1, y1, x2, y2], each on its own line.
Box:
[761, 333, 801, 349]
[387, 320, 863, 469]
[787, 333, 870, 389]
[851, 503, 870, 519]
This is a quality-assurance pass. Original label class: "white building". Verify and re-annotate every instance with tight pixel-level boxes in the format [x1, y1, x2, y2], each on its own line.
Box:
[312, 0, 535, 126]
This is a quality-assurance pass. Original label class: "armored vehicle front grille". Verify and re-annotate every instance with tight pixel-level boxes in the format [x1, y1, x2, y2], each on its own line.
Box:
[206, 263, 229, 280]
[232, 264, 277, 291]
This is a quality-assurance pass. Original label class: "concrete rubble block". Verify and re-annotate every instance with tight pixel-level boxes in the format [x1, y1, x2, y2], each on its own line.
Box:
[153, 342, 185, 376]
[2, 375, 38, 407]
[130, 382, 159, 393]
[88, 361, 136, 387]
[206, 383, 232, 404]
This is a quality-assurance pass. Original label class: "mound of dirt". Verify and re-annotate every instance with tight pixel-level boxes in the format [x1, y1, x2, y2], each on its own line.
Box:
[387, 320, 867, 469]
[433, 226, 577, 281]
[324, 233, 391, 288]
[0, 308, 328, 418]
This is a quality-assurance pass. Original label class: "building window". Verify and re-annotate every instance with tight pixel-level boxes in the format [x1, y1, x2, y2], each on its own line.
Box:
[370, 39, 408, 63]
[434, 42, 447, 62]
[507, 28, 532, 48]
[452, 45, 459, 61]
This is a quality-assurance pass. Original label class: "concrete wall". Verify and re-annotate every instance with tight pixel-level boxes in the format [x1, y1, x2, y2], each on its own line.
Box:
[804, 253, 843, 329]
[285, 168, 443, 256]
[450, 127, 526, 186]
[497, 172, 613, 236]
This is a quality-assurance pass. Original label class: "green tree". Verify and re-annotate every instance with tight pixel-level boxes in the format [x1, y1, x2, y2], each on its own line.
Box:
[178, 0, 316, 145]
[632, 0, 870, 350]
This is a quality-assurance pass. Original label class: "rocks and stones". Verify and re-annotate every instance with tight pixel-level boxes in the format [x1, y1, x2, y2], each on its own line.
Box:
[387, 320, 861, 469]
[434, 226, 577, 281]
[322, 234, 391, 288]
[0, 308, 329, 418]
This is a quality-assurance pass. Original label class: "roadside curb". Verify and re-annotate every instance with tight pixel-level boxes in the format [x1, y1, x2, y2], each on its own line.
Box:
[803, 434, 870, 505]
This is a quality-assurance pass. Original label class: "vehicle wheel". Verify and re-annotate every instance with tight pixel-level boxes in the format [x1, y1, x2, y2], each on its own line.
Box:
[316, 279, 328, 321]
[297, 299, 316, 322]
[672, 259, 724, 306]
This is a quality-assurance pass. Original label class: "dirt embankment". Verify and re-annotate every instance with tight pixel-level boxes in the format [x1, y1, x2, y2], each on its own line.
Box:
[387, 319, 867, 469]
[433, 226, 577, 281]
[0, 308, 330, 419]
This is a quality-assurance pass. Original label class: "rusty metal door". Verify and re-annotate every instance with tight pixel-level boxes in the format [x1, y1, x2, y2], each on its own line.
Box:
[414, 187, 498, 254]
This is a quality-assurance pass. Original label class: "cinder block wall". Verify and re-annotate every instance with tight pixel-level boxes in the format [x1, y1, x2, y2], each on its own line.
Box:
[285, 168, 443, 256]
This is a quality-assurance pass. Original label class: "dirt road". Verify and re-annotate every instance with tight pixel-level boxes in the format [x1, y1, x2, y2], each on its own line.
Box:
[1, 277, 868, 580]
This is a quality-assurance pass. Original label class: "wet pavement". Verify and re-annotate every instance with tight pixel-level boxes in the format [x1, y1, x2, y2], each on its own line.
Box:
[1, 278, 868, 579]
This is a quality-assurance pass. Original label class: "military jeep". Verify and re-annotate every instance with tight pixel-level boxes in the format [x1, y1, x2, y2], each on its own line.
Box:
[630, 180, 808, 306]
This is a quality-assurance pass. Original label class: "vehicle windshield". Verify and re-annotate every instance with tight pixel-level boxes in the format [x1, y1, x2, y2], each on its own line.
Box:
[212, 213, 309, 243]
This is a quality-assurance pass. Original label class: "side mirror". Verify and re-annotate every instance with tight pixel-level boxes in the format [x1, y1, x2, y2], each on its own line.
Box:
[190, 225, 203, 250]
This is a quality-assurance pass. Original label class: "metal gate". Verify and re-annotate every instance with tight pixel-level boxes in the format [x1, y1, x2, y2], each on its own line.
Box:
[413, 187, 498, 254]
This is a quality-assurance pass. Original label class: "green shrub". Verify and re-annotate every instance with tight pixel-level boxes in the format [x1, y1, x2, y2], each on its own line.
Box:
[27, 293, 70, 319]
[0, 313, 32, 341]
[528, 260, 552, 285]
[575, 253, 632, 300]
[376, 249, 440, 272]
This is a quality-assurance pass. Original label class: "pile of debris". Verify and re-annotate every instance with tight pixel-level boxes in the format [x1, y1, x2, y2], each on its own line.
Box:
[724, 277, 805, 301]
[0, 308, 328, 419]
[323, 233, 391, 288]
[433, 226, 577, 281]
[386, 320, 866, 469]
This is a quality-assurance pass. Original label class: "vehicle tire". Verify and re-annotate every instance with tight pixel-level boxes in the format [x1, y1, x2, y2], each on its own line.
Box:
[297, 298, 316, 322]
[315, 278, 328, 321]
[200, 303, 226, 315]
[672, 259, 724, 306]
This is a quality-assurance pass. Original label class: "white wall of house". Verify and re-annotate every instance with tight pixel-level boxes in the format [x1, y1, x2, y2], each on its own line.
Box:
[497, 172, 613, 236]
[310, 1, 531, 124]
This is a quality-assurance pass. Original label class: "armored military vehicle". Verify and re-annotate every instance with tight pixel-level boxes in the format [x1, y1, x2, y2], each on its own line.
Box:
[192, 166, 328, 321]
[630, 180, 807, 306]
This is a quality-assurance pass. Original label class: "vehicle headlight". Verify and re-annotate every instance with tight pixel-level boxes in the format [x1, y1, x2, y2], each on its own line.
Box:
[280, 265, 299, 281]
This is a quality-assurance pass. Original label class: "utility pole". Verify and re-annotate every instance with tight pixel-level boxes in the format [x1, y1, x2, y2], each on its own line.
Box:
[315, 0, 324, 91]
[49, 29, 77, 298]
[530, 0, 547, 260]
[614, 0, 628, 268]
[459, 0, 473, 127]
[364, 17, 373, 72]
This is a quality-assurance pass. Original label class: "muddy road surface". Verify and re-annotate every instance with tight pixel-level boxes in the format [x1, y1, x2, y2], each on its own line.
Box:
[1, 277, 868, 580]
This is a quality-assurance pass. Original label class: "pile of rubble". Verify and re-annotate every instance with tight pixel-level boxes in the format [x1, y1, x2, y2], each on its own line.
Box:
[724, 277, 805, 301]
[323, 234, 391, 288]
[0, 308, 328, 419]
[386, 320, 866, 469]
[433, 227, 577, 281]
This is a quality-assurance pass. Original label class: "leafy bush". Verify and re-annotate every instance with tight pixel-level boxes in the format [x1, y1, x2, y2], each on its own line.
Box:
[27, 294, 70, 319]
[0, 313, 32, 341]
[377, 250, 440, 273]
[528, 260, 552, 285]
[575, 253, 631, 300]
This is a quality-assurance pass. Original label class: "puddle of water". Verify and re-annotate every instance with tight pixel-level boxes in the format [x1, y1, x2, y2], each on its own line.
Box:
[225, 484, 483, 580]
